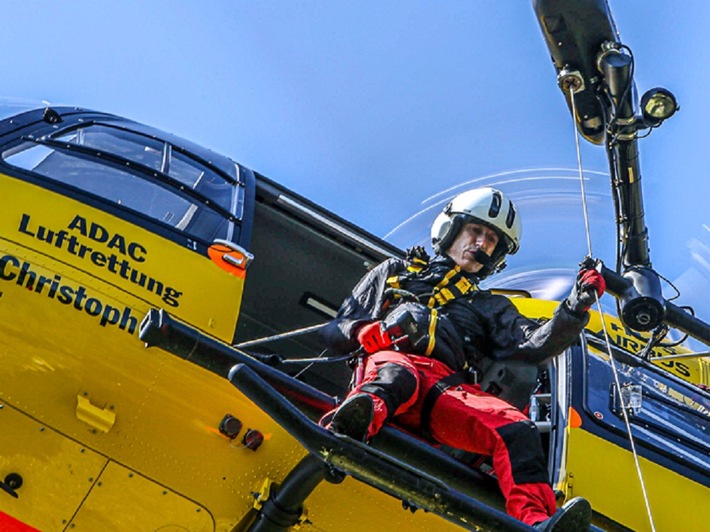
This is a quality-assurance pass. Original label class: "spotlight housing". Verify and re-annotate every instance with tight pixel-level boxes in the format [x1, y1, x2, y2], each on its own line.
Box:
[640, 87, 678, 126]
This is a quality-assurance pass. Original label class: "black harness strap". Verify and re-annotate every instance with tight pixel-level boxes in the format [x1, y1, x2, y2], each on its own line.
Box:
[419, 371, 469, 435]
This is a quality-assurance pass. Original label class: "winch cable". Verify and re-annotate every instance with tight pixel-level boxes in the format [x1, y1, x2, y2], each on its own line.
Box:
[569, 91, 594, 258]
[234, 323, 326, 349]
[569, 89, 657, 532]
[233, 323, 357, 381]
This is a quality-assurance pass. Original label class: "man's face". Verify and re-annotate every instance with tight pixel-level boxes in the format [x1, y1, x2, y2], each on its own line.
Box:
[446, 222, 500, 273]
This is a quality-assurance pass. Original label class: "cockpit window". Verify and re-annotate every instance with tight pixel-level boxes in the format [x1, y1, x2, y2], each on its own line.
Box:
[56, 125, 165, 172]
[54, 124, 235, 213]
[2, 123, 241, 244]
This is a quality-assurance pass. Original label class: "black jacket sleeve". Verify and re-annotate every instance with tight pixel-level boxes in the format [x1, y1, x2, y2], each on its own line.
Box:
[319, 258, 403, 354]
[483, 295, 589, 364]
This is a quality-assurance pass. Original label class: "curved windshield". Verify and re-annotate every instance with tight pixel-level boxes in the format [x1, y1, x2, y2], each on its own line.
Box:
[2, 124, 239, 243]
[54, 124, 236, 213]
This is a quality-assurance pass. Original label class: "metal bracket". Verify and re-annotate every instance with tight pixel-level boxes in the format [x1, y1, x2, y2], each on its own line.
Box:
[76, 394, 116, 433]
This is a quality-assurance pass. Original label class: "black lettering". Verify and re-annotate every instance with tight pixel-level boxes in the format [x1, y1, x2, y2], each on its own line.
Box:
[106, 254, 120, 273]
[17, 262, 36, 290]
[74, 286, 88, 310]
[127, 242, 147, 262]
[129, 270, 146, 287]
[107, 233, 126, 254]
[36, 226, 54, 244]
[77, 244, 92, 259]
[162, 287, 182, 307]
[675, 363, 691, 378]
[18, 214, 35, 236]
[146, 278, 164, 296]
[84, 298, 102, 317]
[99, 305, 121, 327]
[48, 274, 61, 298]
[35, 275, 52, 294]
[0, 255, 19, 280]
[11, 212, 178, 313]
[119, 307, 138, 335]
[88, 222, 109, 243]
[118, 259, 131, 279]
[67, 235, 80, 255]
[91, 250, 107, 267]
[0, 253, 139, 337]
[54, 230, 69, 249]
[616, 336, 629, 349]
[67, 215, 88, 235]
[57, 285, 74, 304]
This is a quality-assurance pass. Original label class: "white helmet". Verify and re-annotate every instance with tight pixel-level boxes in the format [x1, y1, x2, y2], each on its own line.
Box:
[431, 187, 522, 276]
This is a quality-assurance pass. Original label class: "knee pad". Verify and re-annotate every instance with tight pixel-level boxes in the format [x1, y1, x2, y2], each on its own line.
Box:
[360, 363, 418, 416]
[496, 420, 549, 485]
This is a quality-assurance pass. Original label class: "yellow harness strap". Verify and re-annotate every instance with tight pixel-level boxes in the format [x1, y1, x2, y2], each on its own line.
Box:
[427, 266, 476, 309]
[385, 257, 428, 293]
[424, 308, 438, 356]
[386, 275, 401, 290]
[408, 257, 428, 273]
[386, 258, 477, 358]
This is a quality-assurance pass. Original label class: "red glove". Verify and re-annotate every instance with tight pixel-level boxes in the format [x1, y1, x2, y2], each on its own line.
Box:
[356, 321, 392, 354]
[566, 268, 606, 314]
[579, 268, 606, 298]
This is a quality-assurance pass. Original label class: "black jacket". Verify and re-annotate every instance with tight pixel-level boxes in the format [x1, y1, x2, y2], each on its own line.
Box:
[321, 255, 588, 373]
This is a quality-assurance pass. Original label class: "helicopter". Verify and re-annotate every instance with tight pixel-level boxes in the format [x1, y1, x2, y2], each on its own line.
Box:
[0, 0, 708, 530]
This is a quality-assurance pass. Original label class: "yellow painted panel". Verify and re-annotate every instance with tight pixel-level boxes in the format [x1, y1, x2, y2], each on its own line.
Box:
[0, 403, 108, 531]
[512, 298, 703, 384]
[0, 174, 243, 341]
[304, 476, 464, 532]
[0, 252, 294, 528]
[70, 461, 214, 531]
[565, 428, 709, 531]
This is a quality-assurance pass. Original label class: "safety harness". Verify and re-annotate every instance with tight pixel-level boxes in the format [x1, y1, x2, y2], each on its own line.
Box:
[384, 250, 480, 433]
[386, 252, 478, 308]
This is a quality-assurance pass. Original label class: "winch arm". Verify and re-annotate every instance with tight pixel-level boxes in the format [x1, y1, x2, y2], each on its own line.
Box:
[533, 0, 651, 269]
[533, 0, 710, 346]
[601, 266, 710, 345]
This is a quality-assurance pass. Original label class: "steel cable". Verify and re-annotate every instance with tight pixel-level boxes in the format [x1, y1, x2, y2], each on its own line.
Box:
[569, 89, 656, 532]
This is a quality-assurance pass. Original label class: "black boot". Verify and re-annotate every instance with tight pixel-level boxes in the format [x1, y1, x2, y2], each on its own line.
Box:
[533, 497, 592, 531]
[329, 394, 374, 441]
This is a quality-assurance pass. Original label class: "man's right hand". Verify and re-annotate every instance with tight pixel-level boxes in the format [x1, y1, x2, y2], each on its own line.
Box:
[357, 321, 393, 354]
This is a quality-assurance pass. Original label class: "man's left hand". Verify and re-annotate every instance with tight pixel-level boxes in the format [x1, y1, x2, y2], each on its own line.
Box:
[565, 268, 606, 315]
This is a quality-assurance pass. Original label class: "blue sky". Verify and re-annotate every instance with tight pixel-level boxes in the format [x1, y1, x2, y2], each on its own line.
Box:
[3, 1, 709, 341]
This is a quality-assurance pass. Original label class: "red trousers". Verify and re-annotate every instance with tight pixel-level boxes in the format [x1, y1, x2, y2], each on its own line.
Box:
[344, 350, 557, 526]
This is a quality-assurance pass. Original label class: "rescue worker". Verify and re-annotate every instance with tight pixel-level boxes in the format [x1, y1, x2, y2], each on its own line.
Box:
[320, 187, 604, 531]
